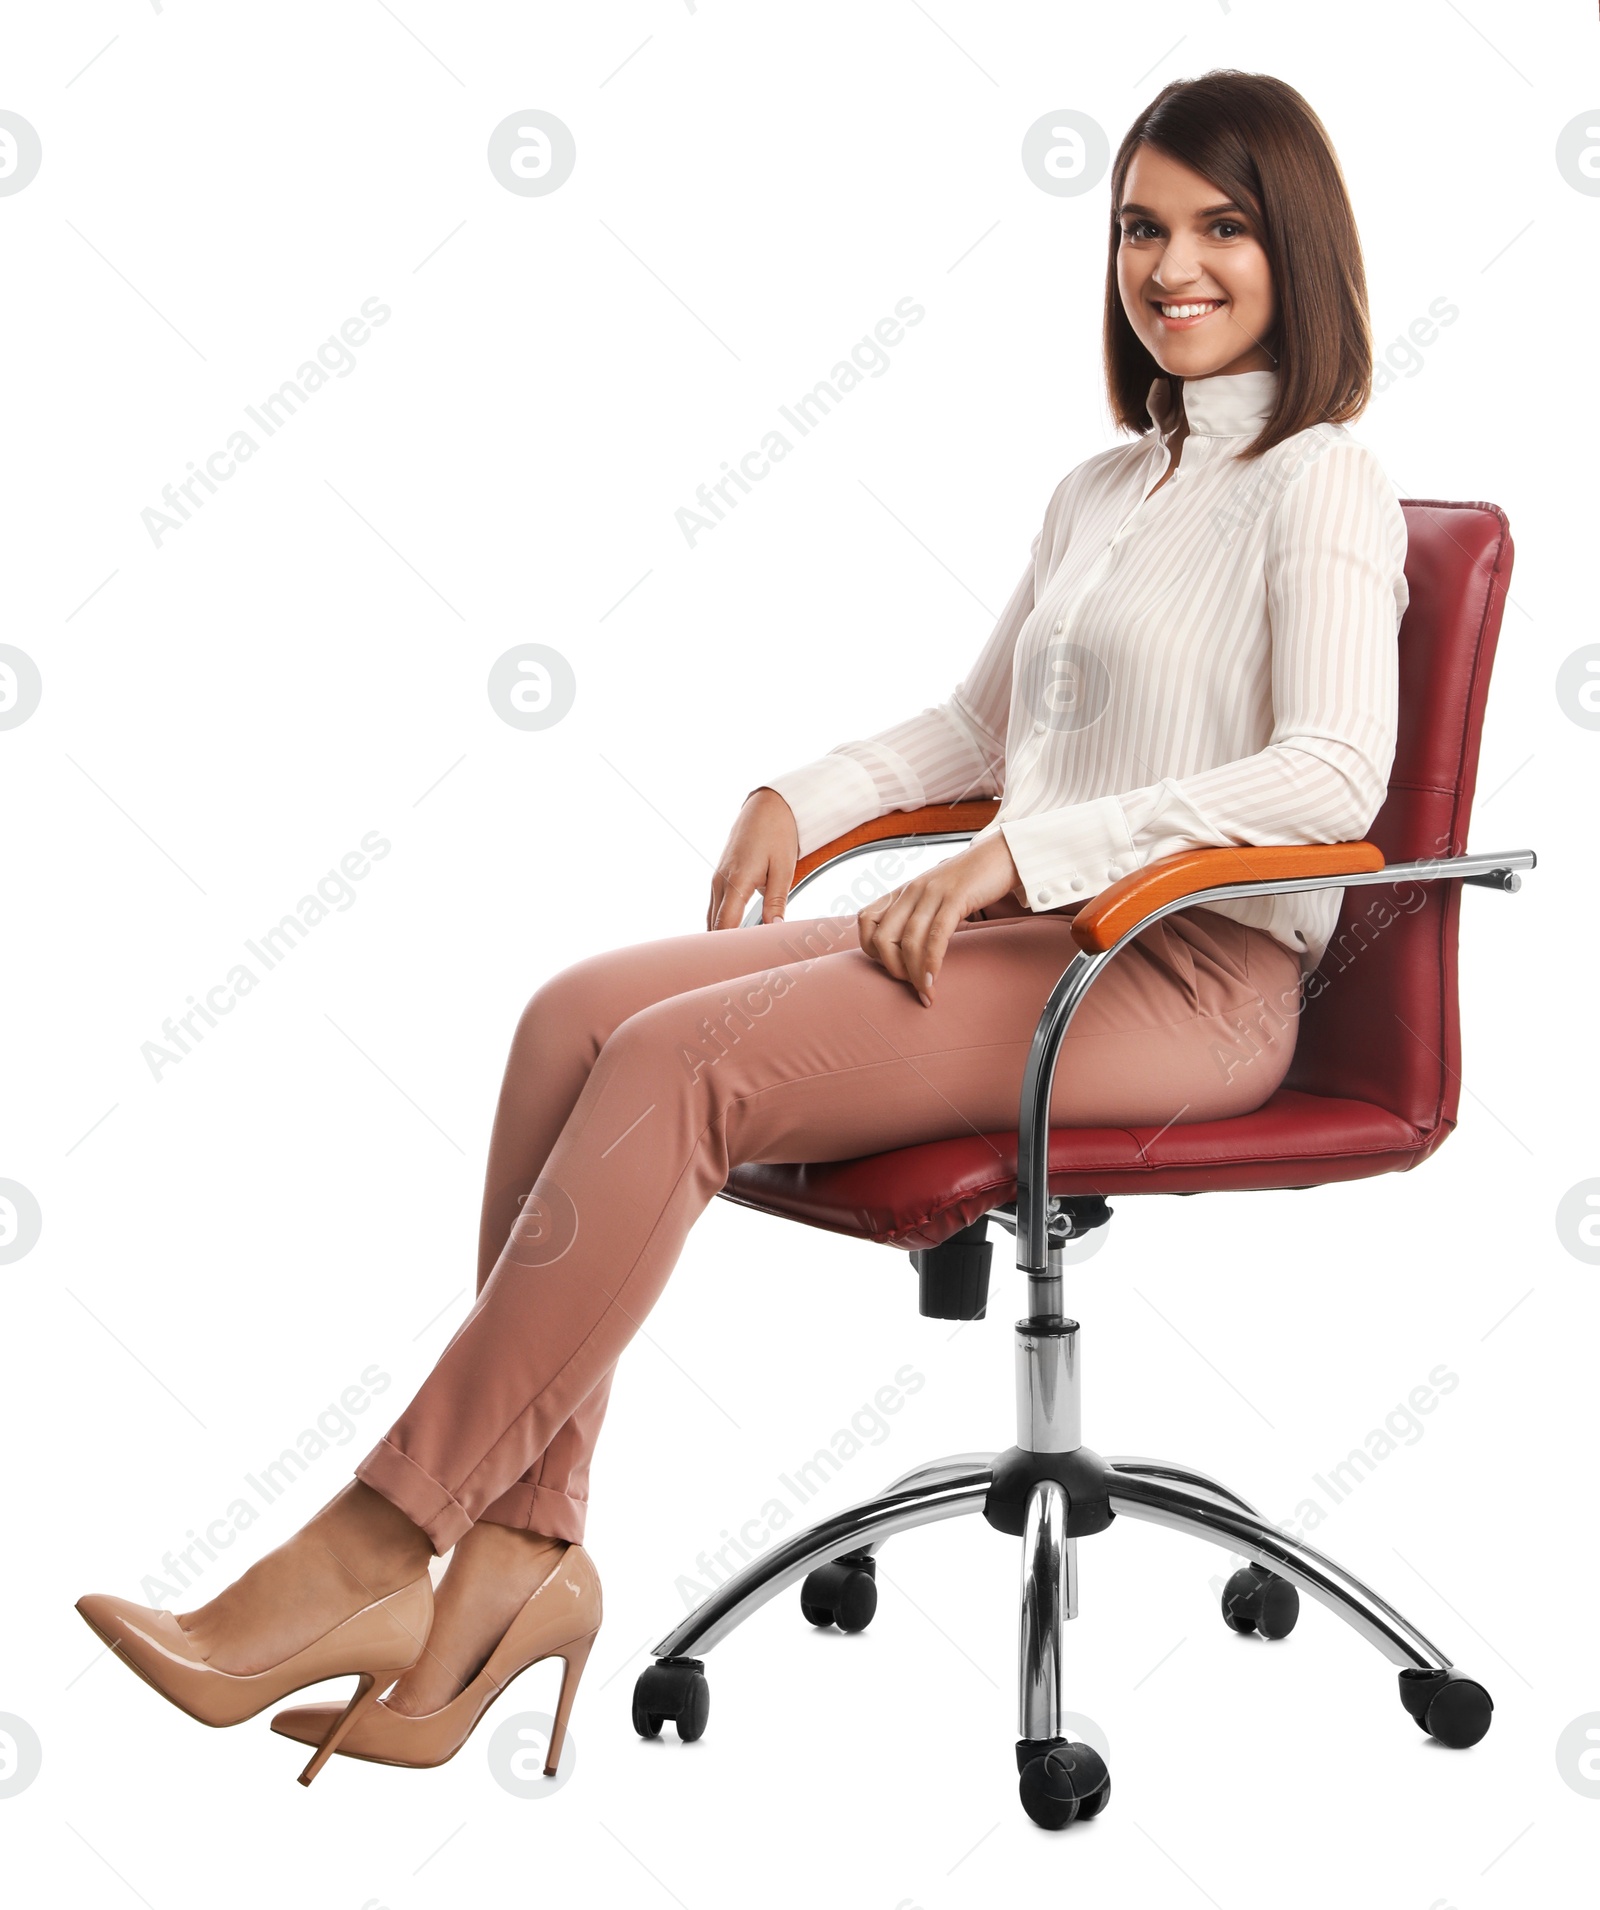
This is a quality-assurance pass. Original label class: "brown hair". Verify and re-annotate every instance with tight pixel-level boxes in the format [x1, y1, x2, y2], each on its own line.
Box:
[1104, 70, 1372, 460]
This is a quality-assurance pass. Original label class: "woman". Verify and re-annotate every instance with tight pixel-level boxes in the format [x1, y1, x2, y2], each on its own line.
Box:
[77, 68, 1407, 1784]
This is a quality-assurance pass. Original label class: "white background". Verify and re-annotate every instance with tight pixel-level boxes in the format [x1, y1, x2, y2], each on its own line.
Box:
[3, 2, 1595, 1905]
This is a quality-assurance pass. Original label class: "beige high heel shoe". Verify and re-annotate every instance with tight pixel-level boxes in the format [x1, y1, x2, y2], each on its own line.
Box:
[75, 1575, 434, 1786]
[270, 1542, 601, 1775]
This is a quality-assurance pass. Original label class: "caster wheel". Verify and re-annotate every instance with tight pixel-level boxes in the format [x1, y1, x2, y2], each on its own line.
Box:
[798, 1553, 877, 1633]
[1398, 1669, 1493, 1748]
[1221, 1564, 1299, 1639]
[1016, 1737, 1111, 1830]
[632, 1657, 711, 1742]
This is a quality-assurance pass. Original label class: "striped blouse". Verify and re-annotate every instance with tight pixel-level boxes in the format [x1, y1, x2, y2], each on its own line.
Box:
[759, 366, 1408, 967]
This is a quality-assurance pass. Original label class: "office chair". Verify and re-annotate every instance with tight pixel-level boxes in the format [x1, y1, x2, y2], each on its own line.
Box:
[632, 499, 1534, 1828]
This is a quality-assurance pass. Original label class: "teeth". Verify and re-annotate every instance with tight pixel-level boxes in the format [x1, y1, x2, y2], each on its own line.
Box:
[1159, 301, 1220, 318]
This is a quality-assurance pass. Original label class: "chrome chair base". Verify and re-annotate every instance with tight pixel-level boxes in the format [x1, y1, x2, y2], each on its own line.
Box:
[637, 1295, 1494, 1823]
[650, 1458, 993, 1661]
[649, 1446, 1453, 1671]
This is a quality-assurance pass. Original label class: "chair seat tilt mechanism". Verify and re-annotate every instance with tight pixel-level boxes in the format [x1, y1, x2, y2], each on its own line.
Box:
[631, 499, 1533, 1827]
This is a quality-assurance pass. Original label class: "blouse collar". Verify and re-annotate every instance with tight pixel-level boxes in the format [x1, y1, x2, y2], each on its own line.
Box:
[1145, 366, 1279, 441]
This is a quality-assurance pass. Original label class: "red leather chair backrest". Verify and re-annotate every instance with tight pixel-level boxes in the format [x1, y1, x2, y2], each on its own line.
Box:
[1283, 501, 1513, 1141]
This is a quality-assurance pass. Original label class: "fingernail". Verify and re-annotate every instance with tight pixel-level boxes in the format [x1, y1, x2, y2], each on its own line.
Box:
[924, 972, 934, 992]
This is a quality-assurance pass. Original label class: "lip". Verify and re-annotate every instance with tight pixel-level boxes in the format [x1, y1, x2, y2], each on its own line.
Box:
[1150, 297, 1226, 332]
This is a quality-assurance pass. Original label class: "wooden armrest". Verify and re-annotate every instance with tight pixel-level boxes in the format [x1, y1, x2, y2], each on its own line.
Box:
[793, 811, 1384, 947]
[1071, 841, 1386, 952]
[794, 800, 1001, 885]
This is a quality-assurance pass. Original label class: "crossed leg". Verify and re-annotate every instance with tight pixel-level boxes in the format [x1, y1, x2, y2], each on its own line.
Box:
[358, 899, 1301, 1550]
[175, 899, 1299, 1705]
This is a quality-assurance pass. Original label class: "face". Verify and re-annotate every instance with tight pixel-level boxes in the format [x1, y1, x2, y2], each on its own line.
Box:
[1115, 143, 1277, 385]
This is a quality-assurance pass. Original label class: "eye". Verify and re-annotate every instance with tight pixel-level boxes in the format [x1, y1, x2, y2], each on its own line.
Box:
[1120, 214, 1251, 242]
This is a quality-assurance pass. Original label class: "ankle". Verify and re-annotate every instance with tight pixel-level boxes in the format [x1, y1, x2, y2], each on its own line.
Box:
[308, 1482, 434, 1589]
[464, 1523, 566, 1563]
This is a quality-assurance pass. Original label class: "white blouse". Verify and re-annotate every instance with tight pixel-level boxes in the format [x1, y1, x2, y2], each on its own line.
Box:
[761, 366, 1408, 967]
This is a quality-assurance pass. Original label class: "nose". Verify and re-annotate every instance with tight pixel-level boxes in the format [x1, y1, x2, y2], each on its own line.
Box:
[1150, 237, 1205, 292]
[1153, 255, 1206, 296]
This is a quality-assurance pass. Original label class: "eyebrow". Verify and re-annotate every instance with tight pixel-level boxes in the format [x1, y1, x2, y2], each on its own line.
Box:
[1117, 201, 1248, 222]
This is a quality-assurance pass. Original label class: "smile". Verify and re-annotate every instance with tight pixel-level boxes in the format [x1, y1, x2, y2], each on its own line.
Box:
[1152, 298, 1225, 328]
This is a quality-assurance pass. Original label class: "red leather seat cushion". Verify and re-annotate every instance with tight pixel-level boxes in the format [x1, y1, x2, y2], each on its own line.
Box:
[718, 1089, 1436, 1252]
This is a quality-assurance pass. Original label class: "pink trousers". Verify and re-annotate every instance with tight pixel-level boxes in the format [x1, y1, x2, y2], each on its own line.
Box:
[356, 896, 1303, 1551]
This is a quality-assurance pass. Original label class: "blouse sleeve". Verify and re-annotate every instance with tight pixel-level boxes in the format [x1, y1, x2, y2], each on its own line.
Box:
[753, 529, 1041, 858]
[999, 439, 1407, 911]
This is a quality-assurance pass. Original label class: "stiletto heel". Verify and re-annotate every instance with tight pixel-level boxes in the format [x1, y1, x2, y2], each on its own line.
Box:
[297, 1671, 382, 1786]
[272, 1542, 603, 1772]
[543, 1625, 599, 1775]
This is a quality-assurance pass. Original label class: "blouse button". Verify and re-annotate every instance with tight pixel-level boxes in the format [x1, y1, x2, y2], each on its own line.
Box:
[1106, 862, 1123, 880]
[1069, 875, 1086, 892]
[1053, 619, 1064, 634]
[1038, 888, 1054, 905]
[1032, 719, 1046, 735]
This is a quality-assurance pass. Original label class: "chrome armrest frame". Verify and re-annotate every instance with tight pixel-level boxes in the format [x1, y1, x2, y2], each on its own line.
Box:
[1013, 848, 1537, 1272]
[738, 832, 983, 928]
[738, 831, 1536, 1274]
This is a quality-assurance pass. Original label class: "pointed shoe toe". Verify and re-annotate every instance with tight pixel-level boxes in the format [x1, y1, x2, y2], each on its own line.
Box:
[72, 1573, 435, 1781]
[271, 1691, 460, 1769]
[77, 1593, 201, 1664]
[270, 1701, 345, 1749]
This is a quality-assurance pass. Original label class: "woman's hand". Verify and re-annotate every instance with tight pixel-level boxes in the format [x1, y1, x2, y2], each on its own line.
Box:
[858, 831, 1021, 1007]
[707, 787, 799, 930]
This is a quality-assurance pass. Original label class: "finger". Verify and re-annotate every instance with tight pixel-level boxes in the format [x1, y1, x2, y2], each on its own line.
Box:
[866, 886, 918, 983]
[712, 871, 755, 931]
[856, 901, 885, 969]
[863, 905, 916, 977]
[898, 893, 946, 1005]
[921, 900, 964, 1000]
[706, 873, 724, 933]
[897, 886, 958, 1008]
[761, 851, 794, 924]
